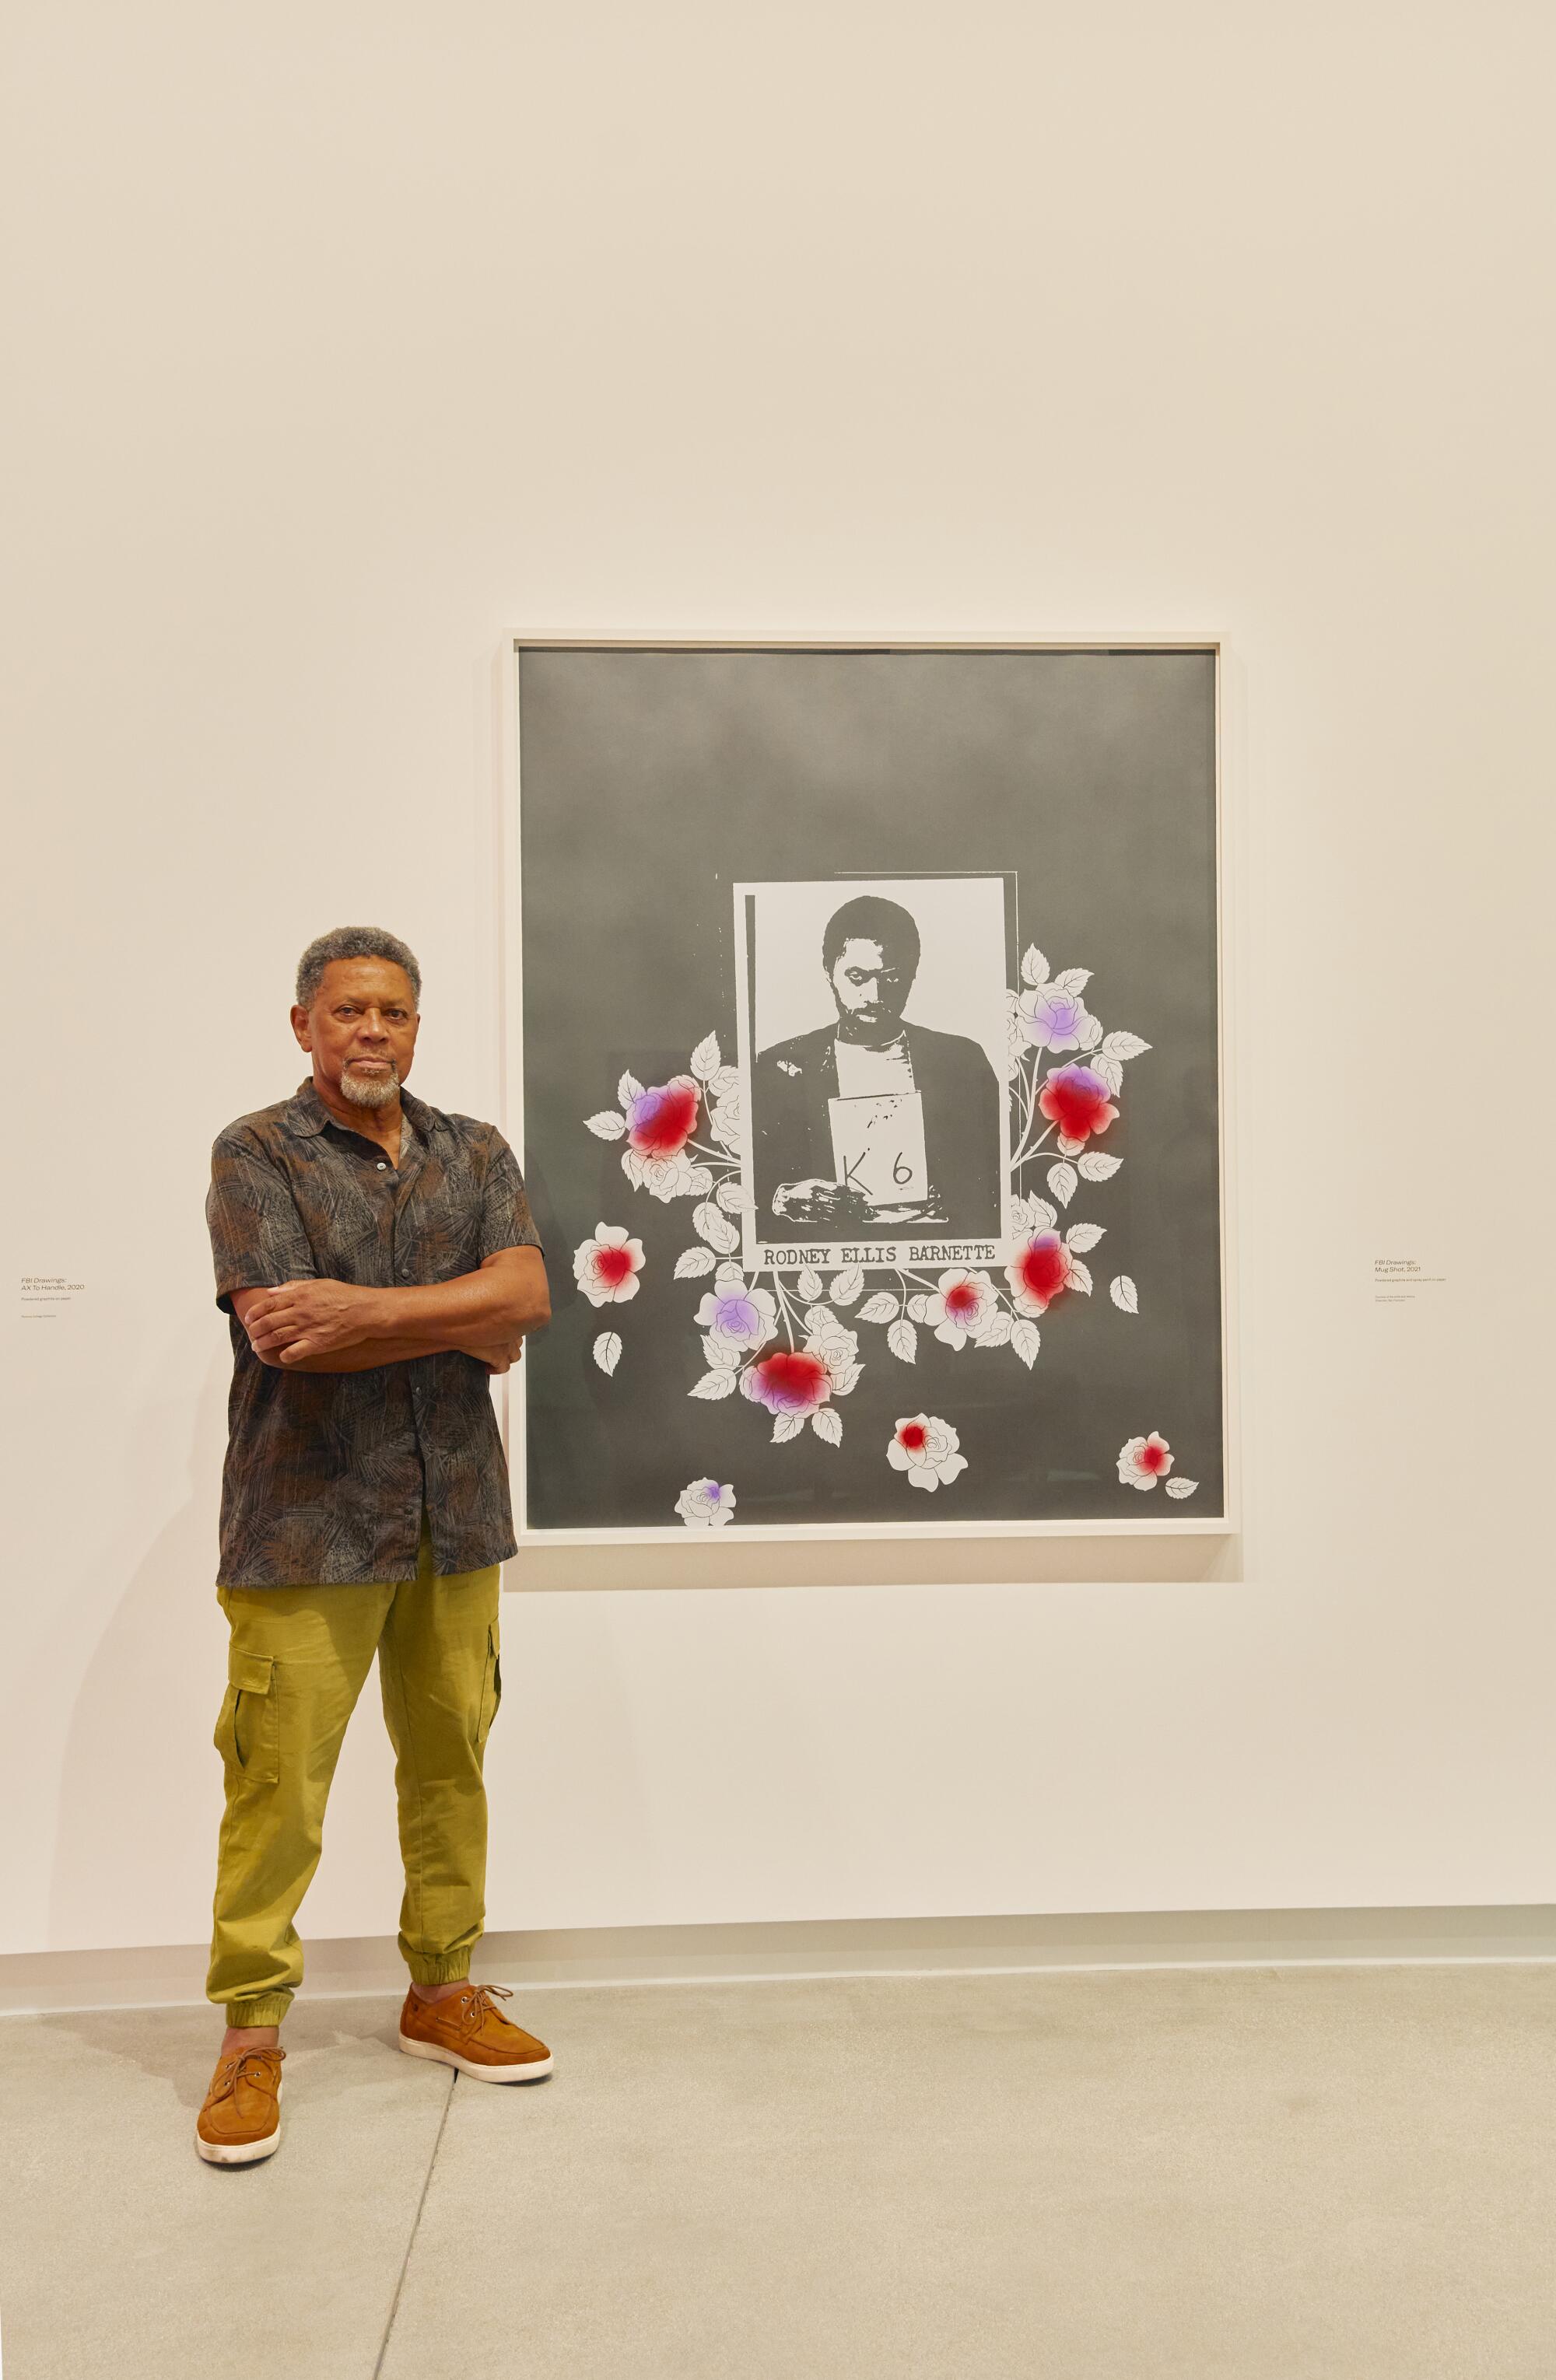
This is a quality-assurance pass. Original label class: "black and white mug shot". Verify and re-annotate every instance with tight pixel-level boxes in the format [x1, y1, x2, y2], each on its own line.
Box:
[748, 890, 1004, 1243]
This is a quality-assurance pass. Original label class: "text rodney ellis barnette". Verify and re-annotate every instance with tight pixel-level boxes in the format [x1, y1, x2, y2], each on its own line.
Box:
[756, 1241, 1001, 1269]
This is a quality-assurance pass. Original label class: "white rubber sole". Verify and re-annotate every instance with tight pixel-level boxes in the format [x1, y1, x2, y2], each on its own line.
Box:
[196, 2082, 283, 2165]
[398, 2032, 554, 2083]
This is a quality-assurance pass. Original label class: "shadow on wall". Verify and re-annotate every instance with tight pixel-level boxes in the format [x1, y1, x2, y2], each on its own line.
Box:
[46, 1329, 233, 1955]
[512, 1529, 1246, 1592]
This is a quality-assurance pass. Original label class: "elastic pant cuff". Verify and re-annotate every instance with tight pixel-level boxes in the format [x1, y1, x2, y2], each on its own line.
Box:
[405, 1951, 472, 1986]
[223, 1992, 293, 2028]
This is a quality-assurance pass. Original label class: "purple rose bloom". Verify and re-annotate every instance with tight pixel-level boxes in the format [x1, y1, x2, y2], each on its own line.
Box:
[675, 1476, 736, 1528]
[694, 1285, 777, 1351]
[625, 1076, 699, 1157]
[1018, 985, 1089, 1052]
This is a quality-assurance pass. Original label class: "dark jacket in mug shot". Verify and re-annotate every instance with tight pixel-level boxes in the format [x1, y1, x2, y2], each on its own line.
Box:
[752, 1020, 1001, 1238]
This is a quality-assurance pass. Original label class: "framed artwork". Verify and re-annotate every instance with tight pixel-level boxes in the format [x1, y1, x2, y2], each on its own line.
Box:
[504, 641, 1230, 1542]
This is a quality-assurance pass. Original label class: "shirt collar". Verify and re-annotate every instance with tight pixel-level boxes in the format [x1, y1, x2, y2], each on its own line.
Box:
[279, 1081, 331, 1136]
[279, 1080, 440, 1142]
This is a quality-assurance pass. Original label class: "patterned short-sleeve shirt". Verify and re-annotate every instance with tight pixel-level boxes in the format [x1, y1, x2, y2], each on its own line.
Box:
[207, 1080, 541, 1587]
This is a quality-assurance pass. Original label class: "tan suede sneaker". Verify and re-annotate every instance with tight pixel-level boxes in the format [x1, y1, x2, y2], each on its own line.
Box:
[196, 2046, 285, 2165]
[398, 1983, 553, 2082]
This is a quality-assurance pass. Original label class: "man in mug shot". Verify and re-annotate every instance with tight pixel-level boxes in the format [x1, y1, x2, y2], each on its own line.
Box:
[752, 893, 1001, 1237]
[196, 926, 552, 2166]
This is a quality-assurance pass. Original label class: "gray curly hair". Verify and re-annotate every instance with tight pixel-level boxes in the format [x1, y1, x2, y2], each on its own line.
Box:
[295, 926, 422, 1010]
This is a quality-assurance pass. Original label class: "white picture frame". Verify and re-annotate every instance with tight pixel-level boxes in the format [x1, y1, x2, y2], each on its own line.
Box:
[499, 637, 1236, 1551]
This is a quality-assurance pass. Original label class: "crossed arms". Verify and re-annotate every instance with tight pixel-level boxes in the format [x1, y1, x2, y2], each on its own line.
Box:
[233, 1247, 550, 1375]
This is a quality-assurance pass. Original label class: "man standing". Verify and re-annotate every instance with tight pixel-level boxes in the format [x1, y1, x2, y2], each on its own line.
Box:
[752, 894, 1001, 1237]
[196, 927, 552, 2167]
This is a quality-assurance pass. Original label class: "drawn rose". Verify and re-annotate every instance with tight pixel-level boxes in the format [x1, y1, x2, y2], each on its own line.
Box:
[1005, 1230, 1074, 1317]
[1037, 1064, 1118, 1146]
[710, 1083, 743, 1148]
[1018, 985, 1092, 1053]
[573, 1224, 646, 1307]
[675, 1477, 737, 1528]
[741, 1318, 861, 1417]
[626, 1076, 700, 1159]
[622, 1146, 703, 1202]
[741, 1348, 832, 1416]
[804, 1315, 862, 1397]
[694, 1284, 777, 1351]
[923, 1268, 997, 1349]
[888, 1412, 968, 1492]
[1117, 1433, 1173, 1490]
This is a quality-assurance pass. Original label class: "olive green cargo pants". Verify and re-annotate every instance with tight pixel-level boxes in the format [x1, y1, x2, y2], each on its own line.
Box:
[208, 1522, 502, 2028]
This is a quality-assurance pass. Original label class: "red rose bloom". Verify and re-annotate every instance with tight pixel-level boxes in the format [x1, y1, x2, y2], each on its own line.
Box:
[1117, 1431, 1174, 1489]
[627, 1078, 699, 1157]
[593, 1244, 636, 1288]
[1037, 1063, 1118, 1145]
[742, 1349, 832, 1416]
[1013, 1231, 1071, 1311]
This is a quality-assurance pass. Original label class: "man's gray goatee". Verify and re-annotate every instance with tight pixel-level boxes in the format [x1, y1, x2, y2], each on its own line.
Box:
[338, 1064, 401, 1110]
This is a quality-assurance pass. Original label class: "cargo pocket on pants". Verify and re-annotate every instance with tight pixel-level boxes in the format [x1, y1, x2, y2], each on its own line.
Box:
[214, 1648, 279, 1786]
[474, 1627, 501, 1751]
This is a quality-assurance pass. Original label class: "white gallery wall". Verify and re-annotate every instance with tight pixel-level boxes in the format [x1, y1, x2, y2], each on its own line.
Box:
[5, 1, 1554, 1960]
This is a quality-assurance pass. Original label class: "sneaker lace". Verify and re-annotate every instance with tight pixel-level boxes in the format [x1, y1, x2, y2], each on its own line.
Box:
[457, 1983, 513, 2036]
[211, 2047, 283, 2103]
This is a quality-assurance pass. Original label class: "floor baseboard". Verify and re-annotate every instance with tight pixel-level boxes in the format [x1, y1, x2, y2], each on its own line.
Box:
[4, 1906, 1555, 2018]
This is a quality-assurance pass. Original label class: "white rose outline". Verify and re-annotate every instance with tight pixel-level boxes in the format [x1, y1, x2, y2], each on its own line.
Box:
[921, 1268, 1000, 1351]
[675, 1477, 737, 1528]
[887, 1412, 968, 1492]
[1116, 1432, 1173, 1490]
[573, 1223, 647, 1306]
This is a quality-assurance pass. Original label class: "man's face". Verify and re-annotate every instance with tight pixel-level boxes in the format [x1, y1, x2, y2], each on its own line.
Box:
[828, 936, 914, 1037]
[292, 958, 419, 1108]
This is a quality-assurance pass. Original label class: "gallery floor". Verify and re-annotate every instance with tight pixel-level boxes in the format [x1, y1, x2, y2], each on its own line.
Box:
[2, 1962, 1551, 2378]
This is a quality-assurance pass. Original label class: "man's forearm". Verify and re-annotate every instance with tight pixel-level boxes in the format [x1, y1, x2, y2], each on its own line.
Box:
[267, 1332, 512, 1374]
[356, 1264, 547, 1351]
[239, 1249, 550, 1370]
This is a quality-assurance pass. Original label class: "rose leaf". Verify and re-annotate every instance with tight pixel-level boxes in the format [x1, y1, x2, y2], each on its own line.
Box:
[1010, 1318, 1041, 1368]
[856, 1292, 899, 1325]
[693, 1202, 740, 1252]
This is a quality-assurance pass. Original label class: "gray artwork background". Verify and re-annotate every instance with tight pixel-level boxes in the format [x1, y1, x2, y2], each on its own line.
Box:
[517, 647, 1223, 1530]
